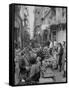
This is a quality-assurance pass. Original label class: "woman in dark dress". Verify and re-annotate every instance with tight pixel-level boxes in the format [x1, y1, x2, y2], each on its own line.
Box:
[58, 43, 64, 72]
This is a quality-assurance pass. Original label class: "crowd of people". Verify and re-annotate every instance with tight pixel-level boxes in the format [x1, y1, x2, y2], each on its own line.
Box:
[14, 40, 66, 85]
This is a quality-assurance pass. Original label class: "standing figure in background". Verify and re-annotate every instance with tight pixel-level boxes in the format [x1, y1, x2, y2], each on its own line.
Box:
[58, 43, 64, 72]
[62, 41, 66, 77]
[49, 41, 53, 56]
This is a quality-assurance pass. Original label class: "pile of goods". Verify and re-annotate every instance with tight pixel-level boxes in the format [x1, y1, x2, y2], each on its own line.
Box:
[40, 47, 57, 78]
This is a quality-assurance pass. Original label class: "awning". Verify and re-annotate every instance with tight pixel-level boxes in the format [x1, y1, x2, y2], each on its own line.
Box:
[50, 23, 66, 31]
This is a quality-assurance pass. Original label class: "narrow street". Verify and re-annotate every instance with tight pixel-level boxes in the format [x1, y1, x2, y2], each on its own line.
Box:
[14, 5, 67, 85]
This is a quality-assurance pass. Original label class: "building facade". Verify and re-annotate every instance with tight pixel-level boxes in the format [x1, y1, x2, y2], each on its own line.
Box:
[34, 6, 66, 46]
